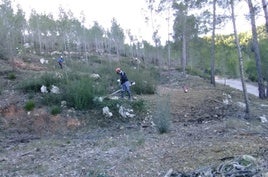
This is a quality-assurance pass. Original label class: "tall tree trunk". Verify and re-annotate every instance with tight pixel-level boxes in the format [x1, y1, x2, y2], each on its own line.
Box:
[37, 22, 42, 54]
[262, 0, 268, 33]
[247, 0, 266, 99]
[181, 15, 187, 76]
[231, 0, 250, 113]
[210, 0, 216, 86]
[182, 33, 187, 75]
[261, 0, 268, 98]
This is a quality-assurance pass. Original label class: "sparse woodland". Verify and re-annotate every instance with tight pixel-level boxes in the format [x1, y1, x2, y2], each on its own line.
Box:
[0, 0, 268, 176]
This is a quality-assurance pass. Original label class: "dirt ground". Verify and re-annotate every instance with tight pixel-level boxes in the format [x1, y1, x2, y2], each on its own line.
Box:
[0, 59, 268, 177]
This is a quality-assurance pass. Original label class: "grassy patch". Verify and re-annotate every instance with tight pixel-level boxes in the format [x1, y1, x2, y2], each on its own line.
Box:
[50, 105, 61, 115]
[131, 99, 146, 112]
[62, 78, 95, 110]
[7, 72, 16, 80]
[128, 68, 158, 95]
[18, 72, 60, 93]
[24, 100, 35, 111]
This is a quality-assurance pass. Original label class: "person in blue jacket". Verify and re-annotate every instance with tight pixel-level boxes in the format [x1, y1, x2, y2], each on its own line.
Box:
[57, 56, 64, 69]
[115, 67, 132, 100]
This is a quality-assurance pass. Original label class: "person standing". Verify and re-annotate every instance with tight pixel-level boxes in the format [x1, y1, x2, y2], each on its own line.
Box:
[57, 56, 64, 69]
[115, 67, 132, 100]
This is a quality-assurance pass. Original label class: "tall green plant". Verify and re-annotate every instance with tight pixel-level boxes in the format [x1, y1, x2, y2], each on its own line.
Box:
[153, 95, 171, 134]
[63, 77, 94, 110]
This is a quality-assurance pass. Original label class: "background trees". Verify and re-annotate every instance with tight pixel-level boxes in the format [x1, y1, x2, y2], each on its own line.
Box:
[0, 0, 267, 99]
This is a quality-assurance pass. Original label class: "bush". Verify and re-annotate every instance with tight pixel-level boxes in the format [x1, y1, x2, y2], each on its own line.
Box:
[245, 60, 257, 82]
[40, 72, 61, 86]
[18, 72, 60, 93]
[131, 99, 146, 112]
[51, 105, 61, 115]
[24, 100, 35, 111]
[128, 68, 158, 95]
[186, 67, 210, 79]
[63, 78, 95, 110]
[7, 73, 16, 80]
[42, 93, 62, 106]
[18, 78, 43, 93]
[153, 95, 171, 134]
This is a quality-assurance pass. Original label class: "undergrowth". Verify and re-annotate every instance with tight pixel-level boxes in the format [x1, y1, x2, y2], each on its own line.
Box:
[16, 56, 158, 111]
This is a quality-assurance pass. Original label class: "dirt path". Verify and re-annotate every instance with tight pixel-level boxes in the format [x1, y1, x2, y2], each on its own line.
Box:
[215, 76, 259, 97]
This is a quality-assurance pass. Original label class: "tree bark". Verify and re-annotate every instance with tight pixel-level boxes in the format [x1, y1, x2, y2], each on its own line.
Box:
[181, 14, 187, 76]
[262, 0, 268, 33]
[247, 0, 266, 99]
[210, 0, 216, 86]
[231, 0, 250, 113]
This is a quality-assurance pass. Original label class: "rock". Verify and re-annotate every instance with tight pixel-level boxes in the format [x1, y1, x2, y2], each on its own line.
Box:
[259, 115, 267, 123]
[237, 101, 246, 108]
[103, 106, 113, 117]
[51, 85, 60, 94]
[90, 73, 101, 80]
[61, 101, 67, 108]
[40, 58, 45, 64]
[41, 85, 48, 93]
[119, 106, 135, 118]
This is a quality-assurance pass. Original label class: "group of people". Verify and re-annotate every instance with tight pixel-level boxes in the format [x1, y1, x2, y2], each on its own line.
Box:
[56, 56, 132, 100]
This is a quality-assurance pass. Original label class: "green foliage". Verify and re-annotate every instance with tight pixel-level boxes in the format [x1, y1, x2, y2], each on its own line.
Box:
[259, 38, 268, 81]
[24, 100, 35, 111]
[153, 95, 171, 134]
[131, 99, 146, 112]
[225, 55, 239, 77]
[7, 72, 16, 80]
[93, 98, 118, 110]
[62, 77, 95, 110]
[18, 72, 60, 93]
[40, 72, 61, 86]
[42, 93, 62, 106]
[96, 63, 158, 96]
[50, 105, 61, 115]
[245, 60, 257, 82]
[128, 68, 158, 95]
[186, 67, 210, 79]
[19, 78, 42, 93]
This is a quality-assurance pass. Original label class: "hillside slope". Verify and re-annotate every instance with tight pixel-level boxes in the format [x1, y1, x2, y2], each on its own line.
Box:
[0, 59, 267, 177]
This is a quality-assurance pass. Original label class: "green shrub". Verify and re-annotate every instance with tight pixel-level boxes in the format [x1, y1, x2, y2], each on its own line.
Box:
[63, 78, 95, 110]
[18, 78, 43, 92]
[18, 72, 60, 93]
[40, 72, 60, 86]
[131, 99, 146, 112]
[24, 100, 35, 111]
[7, 73, 16, 80]
[42, 93, 62, 106]
[128, 68, 158, 95]
[153, 95, 171, 134]
[245, 60, 257, 82]
[186, 67, 210, 79]
[51, 105, 61, 115]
